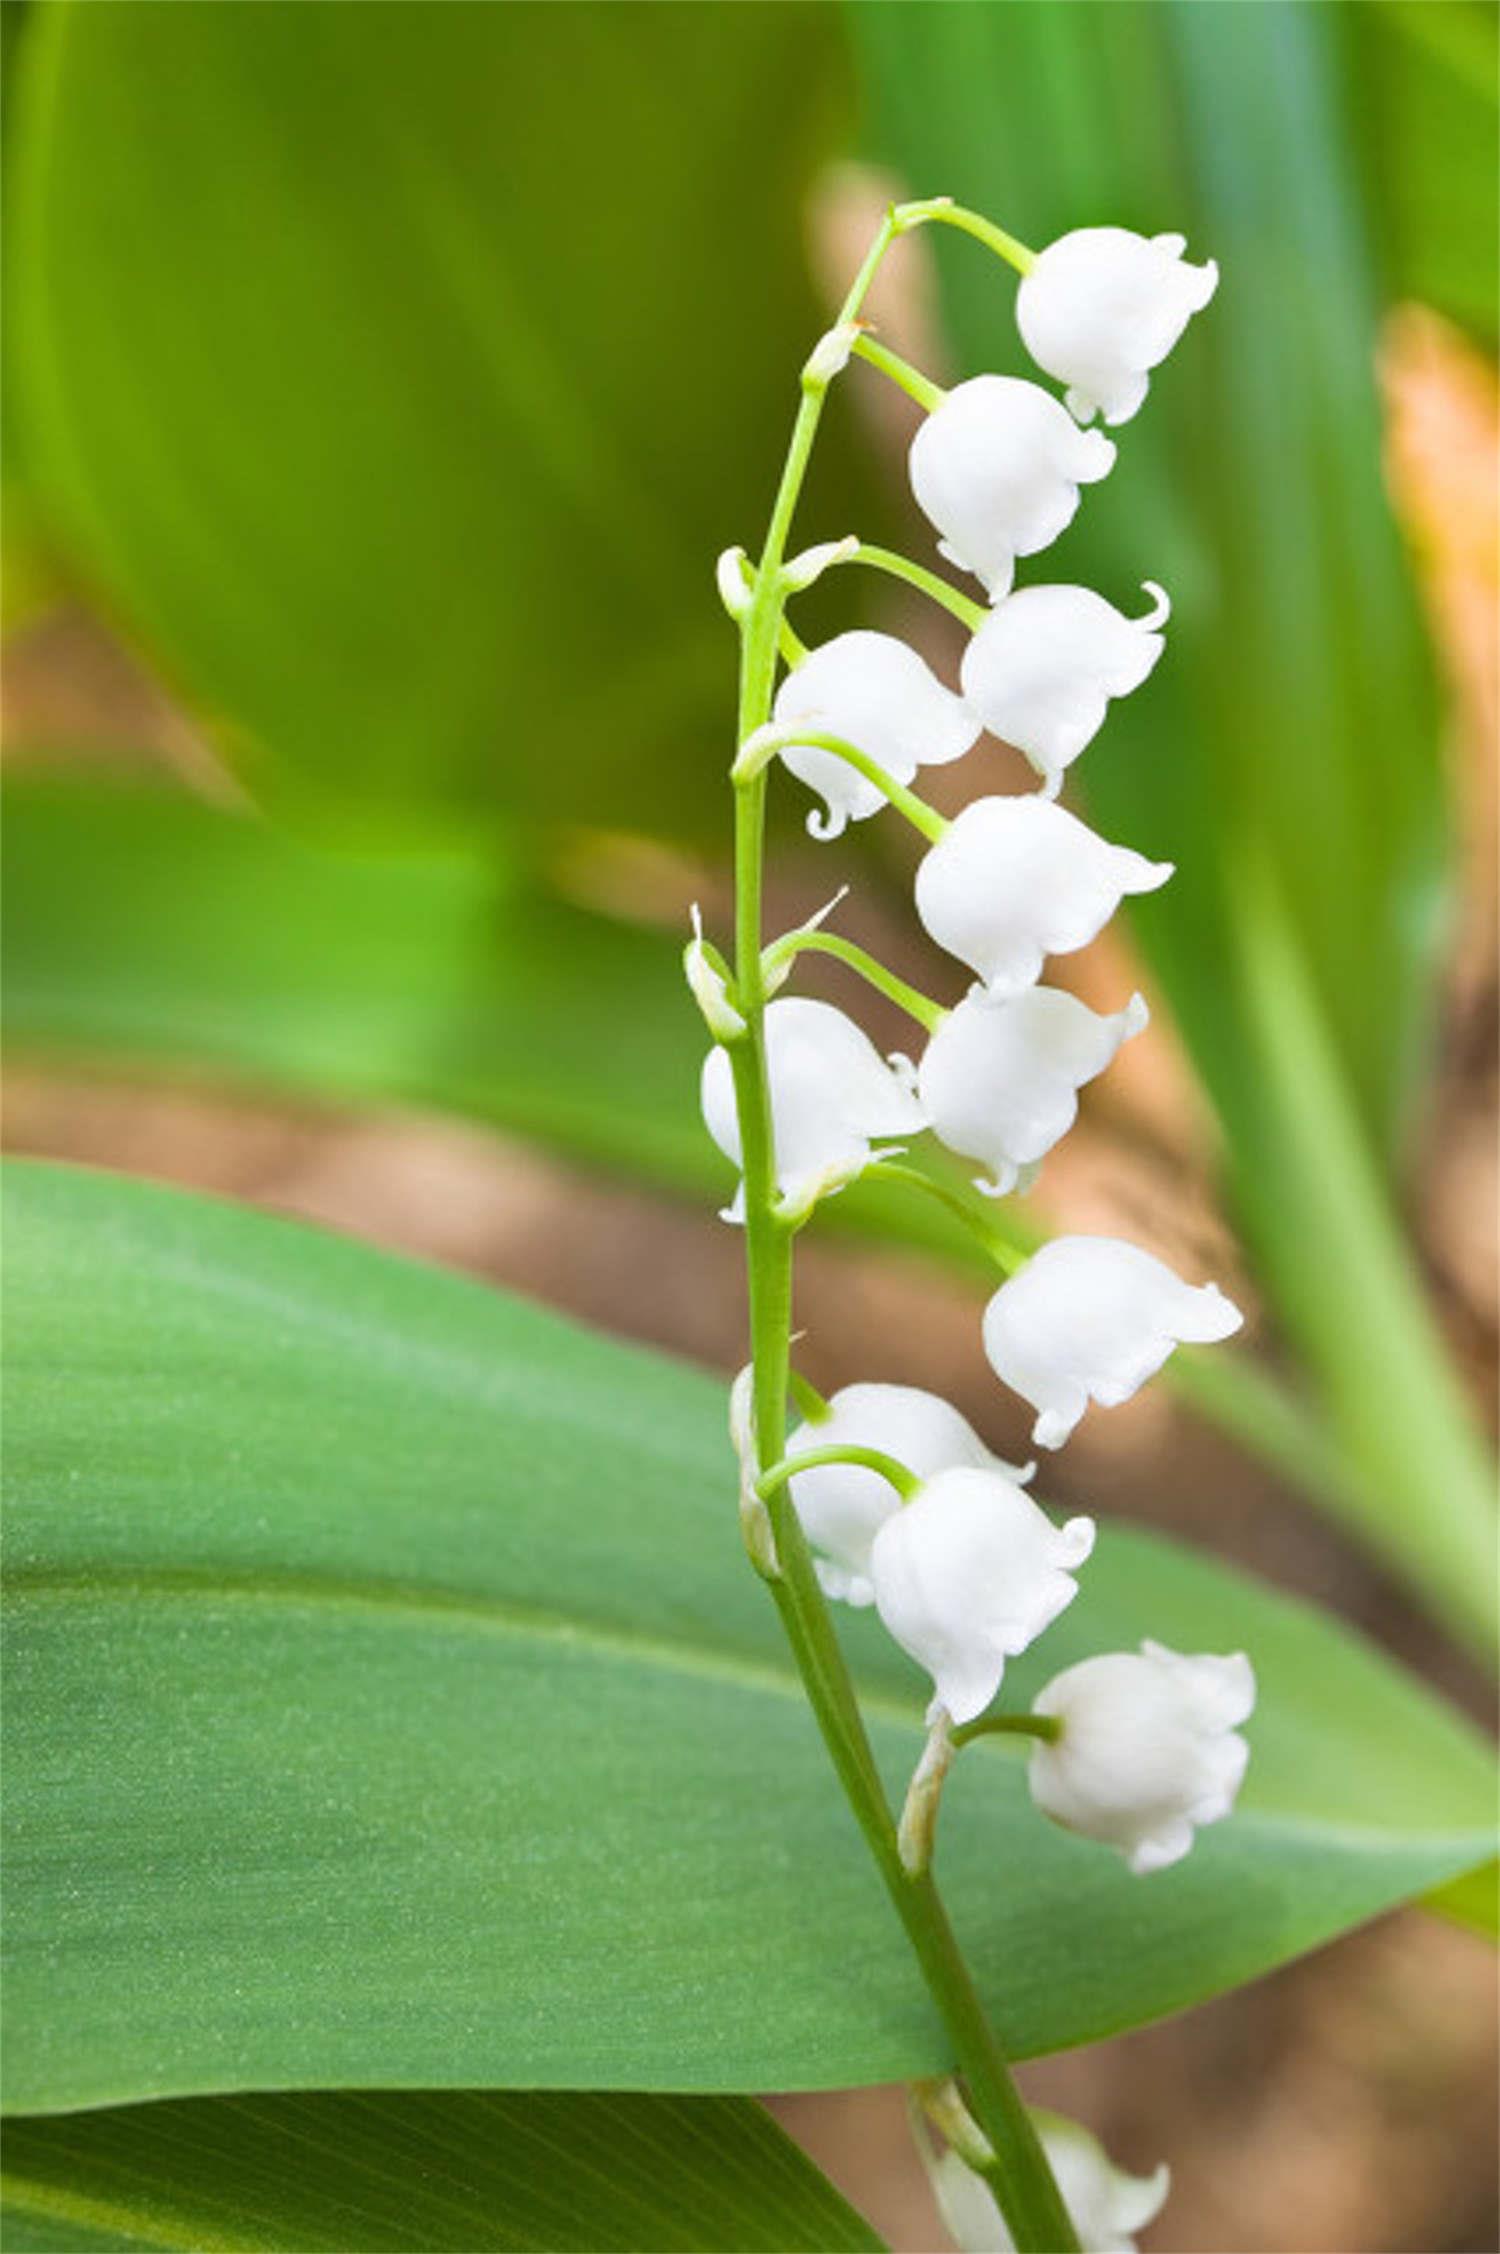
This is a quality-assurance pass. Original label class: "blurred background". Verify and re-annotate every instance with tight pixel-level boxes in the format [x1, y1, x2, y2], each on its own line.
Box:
[2, 2, 1496, 2246]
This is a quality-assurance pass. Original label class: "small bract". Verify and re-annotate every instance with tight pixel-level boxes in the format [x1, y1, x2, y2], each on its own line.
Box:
[914, 795, 1173, 999]
[983, 1236, 1243, 1447]
[786, 1383, 1026, 1606]
[908, 375, 1115, 601]
[700, 996, 922, 1221]
[931, 2115, 1169, 2254]
[918, 987, 1149, 1197]
[960, 583, 1169, 798]
[1017, 225, 1219, 426]
[771, 630, 978, 839]
[869, 1465, 1094, 1724]
[1029, 1641, 1256, 1874]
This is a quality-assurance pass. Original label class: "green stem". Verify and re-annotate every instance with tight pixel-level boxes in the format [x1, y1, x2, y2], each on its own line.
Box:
[952, 1713, 1062, 1749]
[851, 331, 947, 412]
[762, 931, 945, 1033]
[725, 210, 1077, 2254]
[866, 1159, 1028, 1274]
[759, 1442, 920, 1505]
[788, 1368, 832, 1425]
[895, 196, 1037, 276]
[846, 543, 987, 631]
[735, 726, 947, 845]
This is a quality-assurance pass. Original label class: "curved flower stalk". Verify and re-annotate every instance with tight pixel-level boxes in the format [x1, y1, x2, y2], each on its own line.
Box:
[687, 191, 1244, 2254]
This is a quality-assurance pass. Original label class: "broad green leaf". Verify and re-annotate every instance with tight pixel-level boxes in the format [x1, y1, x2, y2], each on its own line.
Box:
[0, 772, 1382, 1535]
[0, 2090, 883, 2253]
[5, 1162, 1493, 2114]
[5, 2, 860, 841]
[851, 0, 1497, 1662]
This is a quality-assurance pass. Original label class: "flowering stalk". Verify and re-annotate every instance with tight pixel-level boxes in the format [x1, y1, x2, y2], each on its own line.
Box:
[723, 201, 1079, 2254]
[702, 197, 1239, 2251]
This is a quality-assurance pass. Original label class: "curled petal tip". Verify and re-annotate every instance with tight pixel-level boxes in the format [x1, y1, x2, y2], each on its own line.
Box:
[1137, 580, 1172, 631]
[806, 806, 847, 842]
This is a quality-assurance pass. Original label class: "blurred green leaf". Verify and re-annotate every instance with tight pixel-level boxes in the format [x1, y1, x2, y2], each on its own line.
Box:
[851, 0, 1497, 1662]
[0, 2089, 882, 2253]
[1354, 0, 1499, 339]
[5, 1161, 1493, 2113]
[5, 2, 861, 840]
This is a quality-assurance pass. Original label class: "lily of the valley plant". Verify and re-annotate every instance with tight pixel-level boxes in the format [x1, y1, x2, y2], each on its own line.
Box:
[688, 198, 1244, 2254]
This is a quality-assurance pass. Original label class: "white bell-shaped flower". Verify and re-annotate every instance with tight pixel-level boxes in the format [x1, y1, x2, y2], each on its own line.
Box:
[1029, 1641, 1256, 1874]
[700, 996, 923, 1222]
[914, 796, 1173, 999]
[983, 1236, 1243, 1448]
[908, 375, 1116, 601]
[786, 1383, 1029, 1607]
[1017, 226, 1219, 427]
[930, 2116, 1169, 2254]
[918, 988, 1149, 1198]
[959, 583, 1170, 798]
[869, 1466, 1094, 1724]
[771, 630, 979, 840]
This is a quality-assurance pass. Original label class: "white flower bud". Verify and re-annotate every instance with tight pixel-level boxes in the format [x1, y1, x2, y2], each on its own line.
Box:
[1029, 1641, 1256, 1874]
[908, 375, 1116, 601]
[914, 796, 1173, 999]
[1017, 225, 1219, 427]
[683, 906, 745, 1041]
[700, 996, 923, 1222]
[869, 1466, 1094, 1724]
[771, 631, 979, 840]
[715, 546, 754, 621]
[919, 988, 1149, 1198]
[786, 1383, 1031, 1606]
[930, 2116, 1169, 2253]
[983, 1236, 1244, 1448]
[960, 583, 1170, 798]
[782, 534, 859, 593]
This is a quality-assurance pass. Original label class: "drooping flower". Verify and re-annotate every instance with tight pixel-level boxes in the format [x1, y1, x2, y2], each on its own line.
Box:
[914, 796, 1172, 1000]
[1028, 1641, 1255, 1874]
[908, 375, 1116, 601]
[1017, 225, 1219, 426]
[982, 1236, 1243, 1448]
[786, 1383, 1030, 1606]
[700, 996, 922, 1222]
[959, 583, 1169, 798]
[929, 2114, 1169, 2254]
[869, 1466, 1094, 1724]
[918, 988, 1149, 1198]
[770, 630, 979, 840]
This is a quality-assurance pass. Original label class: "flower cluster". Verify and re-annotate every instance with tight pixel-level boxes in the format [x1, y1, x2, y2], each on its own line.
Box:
[694, 214, 1245, 2247]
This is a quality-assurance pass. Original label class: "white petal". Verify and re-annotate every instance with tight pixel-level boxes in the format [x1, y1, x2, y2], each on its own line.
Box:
[909, 375, 1115, 597]
[960, 583, 1167, 790]
[914, 796, 1172, 999]
[1029, 1641, 1256, 1872]
[1017, 226, 1218, 427]
[701, 998, 924, 1217]
[870, 1466, 1094, 1724]
[787, 1382, 1018, 1593]
[919, 989, 1148, 1193]
[983, 1235, 1243, 1446]
[773, 631, 979, 833]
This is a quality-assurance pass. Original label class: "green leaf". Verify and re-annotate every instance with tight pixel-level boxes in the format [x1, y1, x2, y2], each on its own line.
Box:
[0, 2089, 884, 2252]
[5, 1162, 1493, 2114]
[0, 772, 1390, 1544]
[851, 0, 1497, 1663]
[5, 2, 860, 841]
[1354, 1, 1499, 340]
